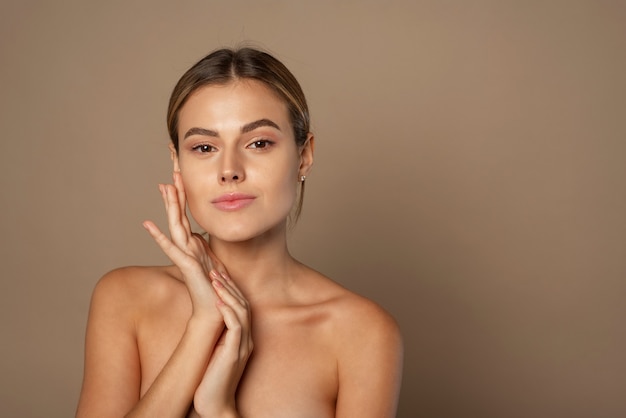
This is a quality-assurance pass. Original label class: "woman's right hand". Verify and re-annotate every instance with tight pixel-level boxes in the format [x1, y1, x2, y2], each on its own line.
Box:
[191, 274, 253, 418]
[143, 171, 225, 320]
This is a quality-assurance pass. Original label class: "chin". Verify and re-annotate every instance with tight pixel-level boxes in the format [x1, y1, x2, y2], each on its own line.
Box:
[209, 229, 259, 244]
[201, 219, 287, 244]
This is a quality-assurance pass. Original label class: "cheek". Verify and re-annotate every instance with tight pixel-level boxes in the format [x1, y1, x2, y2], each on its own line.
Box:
[179, 155, 211, 188]
[275, 174, 301, 219]
[180, 172, 206, 212]
[263, 160, 299, 197]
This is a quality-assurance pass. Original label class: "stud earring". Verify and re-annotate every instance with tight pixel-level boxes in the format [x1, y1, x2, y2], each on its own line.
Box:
[300, 175, 306, 182]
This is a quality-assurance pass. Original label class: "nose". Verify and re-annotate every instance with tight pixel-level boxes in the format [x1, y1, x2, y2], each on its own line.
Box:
[218, 148, 245, 184]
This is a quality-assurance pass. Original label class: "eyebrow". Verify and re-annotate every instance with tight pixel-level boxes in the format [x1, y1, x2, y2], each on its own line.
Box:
[183, 118, 281, 140]
[183, 127, 218, 139]
[241, 118, 281, 134]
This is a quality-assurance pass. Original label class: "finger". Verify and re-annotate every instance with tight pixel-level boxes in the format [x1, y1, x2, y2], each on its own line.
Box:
[143, 221, 213, 291]
[163, 184, 189, 247]
[215, 280, 252, 351]
[143, 220, 194, 270]
[211, 274, 247, 308]
[216, 300, 253, 361]
[173, 172, 192, 234]
[215, 300, 251, 358]
[203, 243, 229, 278]
[208, 267, 243, 298]
[213, 272, 246, 302]
[212, 279, 249, 320]
[158, 183, 169, 212]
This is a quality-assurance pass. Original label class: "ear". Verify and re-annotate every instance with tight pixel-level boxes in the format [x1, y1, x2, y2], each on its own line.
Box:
[298, 133, 315, 178]
[169, 143, 181, 173]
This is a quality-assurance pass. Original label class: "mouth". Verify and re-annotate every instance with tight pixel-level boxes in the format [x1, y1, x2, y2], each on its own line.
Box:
[211, 192, 256, 211]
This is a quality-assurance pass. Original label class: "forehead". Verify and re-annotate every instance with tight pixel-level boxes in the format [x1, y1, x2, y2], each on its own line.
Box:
[178, 79, 291, 133]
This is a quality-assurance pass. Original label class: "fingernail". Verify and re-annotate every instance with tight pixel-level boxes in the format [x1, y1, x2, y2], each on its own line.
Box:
[210, 270, 219, 279]
[212, 279, 223, 288]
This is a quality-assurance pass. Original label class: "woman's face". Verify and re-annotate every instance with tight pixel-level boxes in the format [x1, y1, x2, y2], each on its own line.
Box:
[173, 79, 313, 243]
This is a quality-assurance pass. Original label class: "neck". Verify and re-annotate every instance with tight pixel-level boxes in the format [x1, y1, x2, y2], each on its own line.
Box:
[207, 223, 299, 302]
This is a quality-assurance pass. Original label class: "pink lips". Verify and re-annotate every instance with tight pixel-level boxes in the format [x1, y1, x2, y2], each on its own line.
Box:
[211, 192, 256, 211]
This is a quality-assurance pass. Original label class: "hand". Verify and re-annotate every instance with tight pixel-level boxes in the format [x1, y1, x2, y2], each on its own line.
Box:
[143, 172, 226, 319]
[192, 274, 253, 418]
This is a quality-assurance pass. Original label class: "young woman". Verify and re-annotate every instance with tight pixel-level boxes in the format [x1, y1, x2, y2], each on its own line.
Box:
[76, 47, 403, 418]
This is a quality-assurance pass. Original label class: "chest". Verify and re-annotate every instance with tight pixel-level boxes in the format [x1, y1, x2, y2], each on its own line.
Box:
[138, 304, 338, 417]
[237, 316, 338, 417]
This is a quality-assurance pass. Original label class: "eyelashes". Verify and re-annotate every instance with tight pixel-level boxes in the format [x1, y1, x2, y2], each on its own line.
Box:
[191, 144, 217, 153]
[247, 139, 275, 150]
[190, 139, 276, 154]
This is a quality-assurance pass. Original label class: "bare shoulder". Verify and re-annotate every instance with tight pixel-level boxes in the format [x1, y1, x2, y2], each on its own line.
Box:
[91, 265, 187, 316]
[334, 287, 402, 350]
[77, 265, 188, 417]
[299, 266, 402, 350]
[95, 264, 183, 289]
[300, 268, 403, 417]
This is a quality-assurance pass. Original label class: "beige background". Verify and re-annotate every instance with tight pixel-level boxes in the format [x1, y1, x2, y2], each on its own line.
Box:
[1, 1, 625, 417]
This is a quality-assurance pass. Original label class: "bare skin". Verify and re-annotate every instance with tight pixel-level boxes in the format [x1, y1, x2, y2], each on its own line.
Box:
[76, 80, 403, 417]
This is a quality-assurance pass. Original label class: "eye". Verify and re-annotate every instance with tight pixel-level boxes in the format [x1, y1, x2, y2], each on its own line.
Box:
[192, 144, 217, 153]
[248, 139, 274, 150]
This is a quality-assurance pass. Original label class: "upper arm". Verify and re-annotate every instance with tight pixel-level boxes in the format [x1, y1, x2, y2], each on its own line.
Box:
[335, 301, 404, 418]
[76, 269, 142, 417]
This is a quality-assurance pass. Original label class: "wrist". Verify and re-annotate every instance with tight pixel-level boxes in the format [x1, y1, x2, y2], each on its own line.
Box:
[192, 406, 239, 418]
[183, 316, 225, 353]
[187, 313, 224, 334]
[217, 411, 239, 418]
[192, 397, 239, 418]
[217, 410, 240, 418]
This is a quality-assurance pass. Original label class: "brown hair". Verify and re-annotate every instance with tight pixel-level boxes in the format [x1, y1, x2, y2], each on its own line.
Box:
[167, 47, 311, 220]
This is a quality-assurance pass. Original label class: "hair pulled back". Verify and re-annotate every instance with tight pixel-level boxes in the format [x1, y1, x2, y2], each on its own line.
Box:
[166, 47, 311, 221]
[167, 47, 310, 152]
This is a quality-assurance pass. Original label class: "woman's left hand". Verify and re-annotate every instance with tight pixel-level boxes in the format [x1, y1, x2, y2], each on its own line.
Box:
[191, 273, 253, 418]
